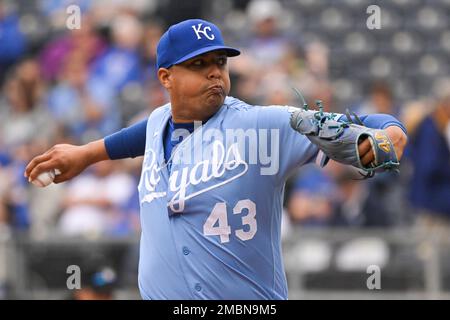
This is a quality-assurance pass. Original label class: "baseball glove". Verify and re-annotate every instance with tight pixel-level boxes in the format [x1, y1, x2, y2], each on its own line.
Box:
[289, 96, 399, 179]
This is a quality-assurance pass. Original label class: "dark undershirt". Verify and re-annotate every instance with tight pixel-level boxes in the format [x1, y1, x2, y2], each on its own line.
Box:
[163, 118, 195, 171]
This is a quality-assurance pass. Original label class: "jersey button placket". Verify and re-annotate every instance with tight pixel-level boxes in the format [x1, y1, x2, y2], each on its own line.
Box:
[182, 246, 190, 255]
[194, 283, 202, 292]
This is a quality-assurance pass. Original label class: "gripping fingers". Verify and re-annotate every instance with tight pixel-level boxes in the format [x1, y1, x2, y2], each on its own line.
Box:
[28, 161, 60, 182]
[357, 138, 370, 159]
[361, 148, 375, 166]
[358, 138, 375, 166]
[24, 153, 52, 179]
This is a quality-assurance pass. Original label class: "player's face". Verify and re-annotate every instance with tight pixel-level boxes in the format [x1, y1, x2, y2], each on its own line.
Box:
[159, 50, 231, 122]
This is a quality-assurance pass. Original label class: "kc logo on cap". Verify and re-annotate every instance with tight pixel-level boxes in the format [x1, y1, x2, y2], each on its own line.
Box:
[192, 23, 215, 40]
[156, 19, 240, 69]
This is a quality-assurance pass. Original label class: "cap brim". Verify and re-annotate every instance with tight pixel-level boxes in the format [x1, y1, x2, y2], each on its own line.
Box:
[172, 45, 240, 67]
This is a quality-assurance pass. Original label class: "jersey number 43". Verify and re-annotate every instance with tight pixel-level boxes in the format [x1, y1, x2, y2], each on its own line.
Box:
[203, 199, 257, 243]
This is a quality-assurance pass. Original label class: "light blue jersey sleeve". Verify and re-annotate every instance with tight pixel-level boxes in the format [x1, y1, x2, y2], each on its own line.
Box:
[253, 105, 320, 183]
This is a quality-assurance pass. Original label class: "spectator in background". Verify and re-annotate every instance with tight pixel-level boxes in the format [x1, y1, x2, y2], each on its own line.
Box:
[141, 21, 164, 83]
[329, 162, 404, 227]
[286, 160, 407, 230]
[0, 204, 7, 228]
[245, 0, 291, 68]
[0, 159, 13, 228]
[0, 2, 27, 85]
[0, 151, 30, 230]
[119, 21, 165, 124]
[258, 71, 294, 106]
[90, 14, 143, 93]
[354, 82, 400, 116]
[230, 0, 333, 108]
[39, 14, 106, 82]
[231, 0, 301, 104]
[57, 161, 136, 238]
[47, 51, 121, 144]
[0, 59, 56, 230]
[127, 80, 168, 125]
[89, 0, 157, 28]
[409, 90, 450, 228]
[116, 158, 143, 236]
[295, 41, 333, 110]
[0, 59, 53, 148]
[286, 164, 336, 229]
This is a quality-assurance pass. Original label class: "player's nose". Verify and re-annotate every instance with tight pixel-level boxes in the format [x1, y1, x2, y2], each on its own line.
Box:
[207, 63, 222, 80]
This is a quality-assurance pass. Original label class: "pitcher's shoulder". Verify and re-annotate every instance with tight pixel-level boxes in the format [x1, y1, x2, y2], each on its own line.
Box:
[224, 97, 296, 114]
[147, 103, 171, 122]
[224, 96, 257, 111]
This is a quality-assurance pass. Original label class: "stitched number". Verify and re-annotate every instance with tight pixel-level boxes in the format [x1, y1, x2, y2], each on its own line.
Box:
[234, 199, 257, 241]
[203, 199, 257, 243]
[203, 202, 231, 243]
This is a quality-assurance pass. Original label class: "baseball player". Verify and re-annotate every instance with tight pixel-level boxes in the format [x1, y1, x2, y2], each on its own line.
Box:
[25, 19, 407, 299]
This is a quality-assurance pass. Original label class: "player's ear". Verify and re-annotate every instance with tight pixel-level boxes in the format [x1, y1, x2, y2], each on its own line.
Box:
[158, 68, 172, 90]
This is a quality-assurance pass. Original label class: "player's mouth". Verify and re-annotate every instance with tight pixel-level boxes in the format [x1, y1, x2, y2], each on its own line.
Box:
[206, 84, 225, 96]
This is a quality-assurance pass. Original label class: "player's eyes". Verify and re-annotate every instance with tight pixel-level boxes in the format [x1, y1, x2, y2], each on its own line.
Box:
[218, 57, 227, 66]
[192, 60, 203, 66]
[189, 56, 226, 68]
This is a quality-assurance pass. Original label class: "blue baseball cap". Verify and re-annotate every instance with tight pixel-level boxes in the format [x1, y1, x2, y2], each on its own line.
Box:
[156, 19, 240, 69]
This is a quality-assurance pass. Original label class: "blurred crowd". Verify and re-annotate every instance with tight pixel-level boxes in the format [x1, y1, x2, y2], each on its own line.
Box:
[0, 0, 449, 245]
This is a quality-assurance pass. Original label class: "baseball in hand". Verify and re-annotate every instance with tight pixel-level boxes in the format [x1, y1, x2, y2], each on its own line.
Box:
[31, 170, 56, 188]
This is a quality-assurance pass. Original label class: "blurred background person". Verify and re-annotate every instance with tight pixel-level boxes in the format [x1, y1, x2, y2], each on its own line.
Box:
[90, 13, 143, 96]
[57, 161, 136, 238]
[285, 164, 336, 231]
[0, 2, 27, 85]
[353, 81, 400, 117]
[47, 51, 121, 144]
[408, 89, 450, 230]
[230, 0, 303, 105]
[0, 59, 56, 231]
[39, 14, 106, 82]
